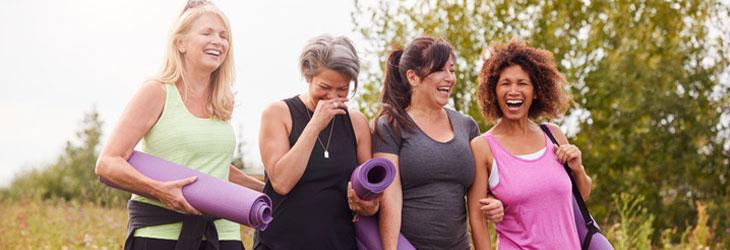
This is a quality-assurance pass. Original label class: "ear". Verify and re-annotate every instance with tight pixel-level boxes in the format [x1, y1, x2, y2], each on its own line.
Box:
[406, 70, 419, 87]
[176, 38, 186, 54]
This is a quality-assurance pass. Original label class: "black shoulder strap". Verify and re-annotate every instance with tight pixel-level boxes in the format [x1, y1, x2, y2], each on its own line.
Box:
[539, 124, 601, 250]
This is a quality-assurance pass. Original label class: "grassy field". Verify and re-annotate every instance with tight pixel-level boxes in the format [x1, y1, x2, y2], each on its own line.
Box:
[1, 197, 723, 249]
[0, 199, 255, 249]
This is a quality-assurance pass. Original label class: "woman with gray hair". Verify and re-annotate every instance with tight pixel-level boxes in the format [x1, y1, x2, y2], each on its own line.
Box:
[254, 34, 378, 249]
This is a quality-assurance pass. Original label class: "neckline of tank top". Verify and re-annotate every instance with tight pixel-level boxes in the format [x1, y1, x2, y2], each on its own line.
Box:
[486, 133, 551, 163]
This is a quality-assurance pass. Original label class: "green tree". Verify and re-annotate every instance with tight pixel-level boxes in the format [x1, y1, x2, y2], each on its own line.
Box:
[5, 108, 128, 206]
[352, 0, 730, 244]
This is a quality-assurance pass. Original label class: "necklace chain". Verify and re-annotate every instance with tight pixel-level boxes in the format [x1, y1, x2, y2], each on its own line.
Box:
[304, 107, 335, 159]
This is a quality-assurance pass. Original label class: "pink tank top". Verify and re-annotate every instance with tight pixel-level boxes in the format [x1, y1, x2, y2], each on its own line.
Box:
[484, 132, 580, 249]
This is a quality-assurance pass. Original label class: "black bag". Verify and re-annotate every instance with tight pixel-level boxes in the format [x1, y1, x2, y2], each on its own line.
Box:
[540, 124, 614, 250]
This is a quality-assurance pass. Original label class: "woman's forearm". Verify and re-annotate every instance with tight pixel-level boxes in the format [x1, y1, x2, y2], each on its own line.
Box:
[573, 165, 593, 201]
[96, 155, 164, 199]
[379, 186, 402, 250]
[229, 165, 265, 192]
[266, 124, 319, 195]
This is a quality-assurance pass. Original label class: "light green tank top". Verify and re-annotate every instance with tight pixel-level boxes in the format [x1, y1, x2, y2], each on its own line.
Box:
[132, 83, 240, 241]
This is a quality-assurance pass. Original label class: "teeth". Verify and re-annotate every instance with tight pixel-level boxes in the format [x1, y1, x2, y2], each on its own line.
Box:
[437, 87, 450, 92]
[205, 49, 221, 56]
[506, 100, 523, 104]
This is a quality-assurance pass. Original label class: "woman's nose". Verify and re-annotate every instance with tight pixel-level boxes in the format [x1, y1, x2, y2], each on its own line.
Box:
[445, 71, 456, 83]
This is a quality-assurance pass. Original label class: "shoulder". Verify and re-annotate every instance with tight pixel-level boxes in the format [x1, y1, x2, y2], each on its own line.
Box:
[348, 108, 370, 132]
[373, 114, 392, 129]
[262, 100, 288, 114]
[120, 81, 167, 128]
[126, 81, 167, 115]
[261, 100, 289, 120]
[544, 122, 569, 144]
[470, 133, 489, 150]
[446, 108, 479, 129]
[470, 132, 493, 164]
[136, 80, 167, 102]
[446, 108, 475, 123]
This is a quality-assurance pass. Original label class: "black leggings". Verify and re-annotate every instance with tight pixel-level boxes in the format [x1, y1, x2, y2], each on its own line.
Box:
[130, 237, 244, 250]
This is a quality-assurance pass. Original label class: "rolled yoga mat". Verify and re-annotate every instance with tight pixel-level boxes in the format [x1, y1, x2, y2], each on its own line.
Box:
[100, 150, 273, 230]
[573, 197, 613, 250]
[355, 216, 416, 250]
[350, 158, 415, 250]
[350, 157, 396, 200]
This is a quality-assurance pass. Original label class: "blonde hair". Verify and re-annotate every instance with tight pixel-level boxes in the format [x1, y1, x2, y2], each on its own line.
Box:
[152, 3, 235, 120]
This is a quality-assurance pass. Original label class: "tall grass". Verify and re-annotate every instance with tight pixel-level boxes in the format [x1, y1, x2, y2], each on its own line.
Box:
[604, 193, 726, 249]
[1, 192, 725, 249]
[0, 198, 126, 249]
[0, 198, 256, 249]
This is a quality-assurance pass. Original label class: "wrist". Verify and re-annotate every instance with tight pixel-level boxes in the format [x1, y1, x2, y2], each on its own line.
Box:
[572, 164, 587, 175]
[362, 206, 379, 217]
[303, 121, 324, 134]
[147, 179, 166, 199]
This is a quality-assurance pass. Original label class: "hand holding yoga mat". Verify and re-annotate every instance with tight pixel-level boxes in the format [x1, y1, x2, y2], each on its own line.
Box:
[350, 158, 415, 250]
[100, 151, 273, 230]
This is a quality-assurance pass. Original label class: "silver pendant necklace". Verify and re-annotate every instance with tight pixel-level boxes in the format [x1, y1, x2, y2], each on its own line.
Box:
[304, 107, 335, 159]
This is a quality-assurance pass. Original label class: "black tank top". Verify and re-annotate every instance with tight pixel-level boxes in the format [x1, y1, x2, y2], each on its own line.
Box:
[255, 96, 358, 250]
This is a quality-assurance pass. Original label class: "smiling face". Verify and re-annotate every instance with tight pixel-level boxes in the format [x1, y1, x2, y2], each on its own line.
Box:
[410, 56, 456, 107]
[496, 65, 535, 121]
[307, 67, 352, 107]
[178, 13, 229, 73]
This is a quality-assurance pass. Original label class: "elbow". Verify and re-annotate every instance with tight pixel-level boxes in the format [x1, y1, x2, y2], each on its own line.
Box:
[582, 188, 592, 201]
[269, 177, 292, 196]
[584, 176, 593, 201]
[264, 163, 293, 195]
[94, 157, 108, 178]
[271, 184, 291, 196]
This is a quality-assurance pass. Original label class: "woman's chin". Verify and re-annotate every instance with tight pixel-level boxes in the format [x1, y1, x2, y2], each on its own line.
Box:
[501, 110, 528, 121]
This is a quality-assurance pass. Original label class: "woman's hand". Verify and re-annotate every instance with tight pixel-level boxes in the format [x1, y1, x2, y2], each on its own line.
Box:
[154, 176, 202, 215]
[347, 182, 381, 219]
[479, 195, 504, 223]
[554, 144, 584, 173]
[308, 98, 348, 131]
[554, 143, 592, 200]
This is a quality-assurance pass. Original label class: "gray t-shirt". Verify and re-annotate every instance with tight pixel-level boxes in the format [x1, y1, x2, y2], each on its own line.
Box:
[373, 108, 480, 250]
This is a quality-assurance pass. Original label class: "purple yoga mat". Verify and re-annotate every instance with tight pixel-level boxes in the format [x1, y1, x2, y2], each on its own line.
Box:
[100, 151, 272, 230]
[350, 157, 396, 201]
[573, 197, 613, 250]
[354, 216, 415, 250]
[350, 158, 414, 250]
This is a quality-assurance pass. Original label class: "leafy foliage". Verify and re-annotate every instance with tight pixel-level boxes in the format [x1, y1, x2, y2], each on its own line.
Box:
[3, 108, 128, 206]
[352, 0, 730, 245]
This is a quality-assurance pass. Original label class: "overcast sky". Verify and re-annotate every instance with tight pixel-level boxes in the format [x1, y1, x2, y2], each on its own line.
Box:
[0, 0, 365, 186]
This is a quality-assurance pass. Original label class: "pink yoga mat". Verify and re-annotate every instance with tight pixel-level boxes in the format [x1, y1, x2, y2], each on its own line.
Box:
[100, 151, 272, 230]
[350, 158, 415, 250]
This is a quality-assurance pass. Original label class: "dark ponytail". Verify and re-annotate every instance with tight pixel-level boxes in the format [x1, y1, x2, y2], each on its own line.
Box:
[376, 49, 413, 138]
[375, 36, 454, 138]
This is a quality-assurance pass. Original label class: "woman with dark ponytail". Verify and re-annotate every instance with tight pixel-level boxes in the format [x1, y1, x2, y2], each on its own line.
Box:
[372, 36, 504, 250]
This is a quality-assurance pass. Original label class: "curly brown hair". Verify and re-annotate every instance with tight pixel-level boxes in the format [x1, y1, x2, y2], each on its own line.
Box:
[477, 38, 571, 122]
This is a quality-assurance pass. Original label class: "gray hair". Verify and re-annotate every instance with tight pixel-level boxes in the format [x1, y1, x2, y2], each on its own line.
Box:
[299, 34, 360, 88]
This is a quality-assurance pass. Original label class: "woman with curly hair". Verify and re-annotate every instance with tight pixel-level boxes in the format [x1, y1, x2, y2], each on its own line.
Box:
[469, 38, 593, 249]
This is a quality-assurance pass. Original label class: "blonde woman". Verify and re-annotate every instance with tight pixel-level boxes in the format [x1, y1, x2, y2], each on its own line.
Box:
[95, 1, 262, 249]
